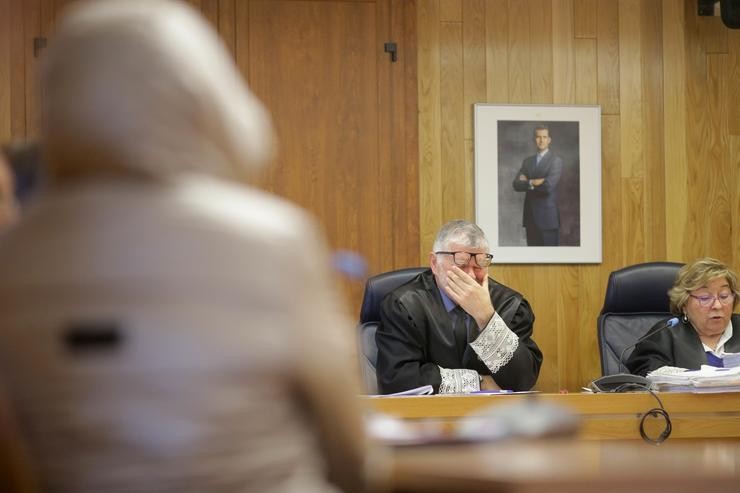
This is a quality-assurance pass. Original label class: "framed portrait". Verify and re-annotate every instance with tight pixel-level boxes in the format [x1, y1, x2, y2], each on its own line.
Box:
[474, 104, 602, 263]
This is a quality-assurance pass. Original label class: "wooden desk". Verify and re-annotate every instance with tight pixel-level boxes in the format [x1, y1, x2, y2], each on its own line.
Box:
[366, 392, 740, 440]
[390, 440, 740, 493]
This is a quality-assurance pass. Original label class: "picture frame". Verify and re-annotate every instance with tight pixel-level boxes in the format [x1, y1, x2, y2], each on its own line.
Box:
[474, 104, 602, 264]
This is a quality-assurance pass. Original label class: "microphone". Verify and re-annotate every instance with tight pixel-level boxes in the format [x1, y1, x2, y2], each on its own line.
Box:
[589, 316, 680, 393]
[618, 317, 679, 373]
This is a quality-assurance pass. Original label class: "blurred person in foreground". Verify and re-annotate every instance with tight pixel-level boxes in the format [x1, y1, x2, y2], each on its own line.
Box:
[0, 1, 376, 492]
[375, 220, 542, 394]
[626, 257, 740, 376]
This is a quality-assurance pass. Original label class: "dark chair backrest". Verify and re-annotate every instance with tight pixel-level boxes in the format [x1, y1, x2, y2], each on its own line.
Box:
[597, 261, 683, 376]
[358, 267, 426, 393]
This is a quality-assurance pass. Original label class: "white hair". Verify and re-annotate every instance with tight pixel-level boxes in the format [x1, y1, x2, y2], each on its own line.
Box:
[432, 220, 489, 252]
[41, 0, 274, 180]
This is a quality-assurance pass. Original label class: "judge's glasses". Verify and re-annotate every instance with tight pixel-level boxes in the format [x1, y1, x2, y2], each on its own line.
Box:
[689, 293, 735, 308]
[435, 251, 493, 268]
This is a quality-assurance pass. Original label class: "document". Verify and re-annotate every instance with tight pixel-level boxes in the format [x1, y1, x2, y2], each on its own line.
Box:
[647, 365, 740, 393]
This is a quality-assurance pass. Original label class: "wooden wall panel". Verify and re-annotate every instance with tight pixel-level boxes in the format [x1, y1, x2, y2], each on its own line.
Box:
[485, 0, 509, 102]
[641, 0, 666, 260]
[463, 0, 485, 142]
[418, 0, 740, 391]
[9, 0, 26, 139]
[574, 38, 597, 104]
[596, 0, 620, 115]
[0, 0, 11, 142]
[439, 21, 465, 222]
[418, 0, 443, 260]
[530, 0, 553, 103]
[508, 0, 531, 103]
[662, 0, 688, 261]
[552, 0, 575, 103]
[574, 0, 597, 38]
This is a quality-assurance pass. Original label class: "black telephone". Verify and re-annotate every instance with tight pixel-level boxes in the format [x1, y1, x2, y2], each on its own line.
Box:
[589, 373, 651, 393]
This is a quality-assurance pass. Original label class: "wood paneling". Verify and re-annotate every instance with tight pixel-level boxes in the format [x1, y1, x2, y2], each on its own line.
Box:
[0, 0, 11, 142]
[417, 0, 740, 391]
[418, 0, 443, 260]
[245, 0, 419, 312]
[485, 0, 509, 103]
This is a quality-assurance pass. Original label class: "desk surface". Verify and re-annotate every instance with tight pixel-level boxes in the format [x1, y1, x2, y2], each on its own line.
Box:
[366, 392, 740, 441]
[390, 440, 740, 493]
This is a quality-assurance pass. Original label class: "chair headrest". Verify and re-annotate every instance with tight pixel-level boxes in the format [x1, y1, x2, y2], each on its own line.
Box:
[601, 262, 683, 314]
[359, 267, 426, 323]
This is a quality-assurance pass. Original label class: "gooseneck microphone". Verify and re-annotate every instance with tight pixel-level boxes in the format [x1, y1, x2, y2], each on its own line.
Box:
[618, 317, 680, 373]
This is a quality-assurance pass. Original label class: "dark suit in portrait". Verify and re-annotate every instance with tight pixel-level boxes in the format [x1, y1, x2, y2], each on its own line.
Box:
[512, 127, 563, 246]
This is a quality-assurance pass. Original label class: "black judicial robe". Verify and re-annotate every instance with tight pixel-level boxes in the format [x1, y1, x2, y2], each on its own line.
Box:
[375, 269, 543, 394]
[625, 314, 740, 376]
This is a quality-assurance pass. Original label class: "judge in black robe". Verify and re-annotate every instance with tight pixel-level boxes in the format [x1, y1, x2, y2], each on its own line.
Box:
[626, 314, 740, 376]
[376, 269, 542, 394]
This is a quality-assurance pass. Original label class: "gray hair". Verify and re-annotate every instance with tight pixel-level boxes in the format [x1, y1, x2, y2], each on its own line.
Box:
[432, 220, 489, 252]
[669, 257, 739, 314]
[41, 0, 274, 181]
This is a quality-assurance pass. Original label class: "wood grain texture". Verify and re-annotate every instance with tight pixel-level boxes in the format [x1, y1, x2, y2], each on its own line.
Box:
[23, 0, 40, 138]
[439, 0, 461, 22]
[485, 0, 509, 102]
[218, 0, 236, 56]
[439, 21, 466, 222]
[662, 0, 688, 261]
[530, 0, 553, 103]
[366, 392, 740, 440]
[552, 0, 575, 103]
[0, 0, 10, 141]
[731, 137, 740, 271]
[574, 38, 597, 104]
[418, 0, 443, 260]
[684, 0, 712, 260]
[574, 0, 597, 38]
[698, 12, 727, 54]
[641, 0, 666, 260]
[393, 0, 421, 268]
[618, 0, 643, 180]
[462, 0, 485, 141]
[730, 30, 740, 136]
[10, 0, 25, 138]
[507, 0, 531, 103]
[596, 0, 620, 115]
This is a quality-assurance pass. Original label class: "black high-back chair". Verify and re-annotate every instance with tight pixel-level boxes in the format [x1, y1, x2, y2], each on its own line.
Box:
[597, 262, 683, 376]
[358, 267, 425, 393]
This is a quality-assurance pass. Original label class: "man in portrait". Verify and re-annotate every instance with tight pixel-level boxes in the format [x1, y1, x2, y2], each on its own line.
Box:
[512, 125, 563, 246]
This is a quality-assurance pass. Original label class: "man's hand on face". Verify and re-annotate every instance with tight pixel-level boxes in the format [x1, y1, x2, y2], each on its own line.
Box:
[443, 265, 495, 329]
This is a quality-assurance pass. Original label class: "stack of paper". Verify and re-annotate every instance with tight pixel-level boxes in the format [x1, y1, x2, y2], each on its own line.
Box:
[647, 365, 740, 393]
[723, 352, 740, 368]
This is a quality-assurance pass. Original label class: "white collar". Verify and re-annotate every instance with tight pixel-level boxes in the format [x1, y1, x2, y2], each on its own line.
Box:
[702, 320, 734, 356]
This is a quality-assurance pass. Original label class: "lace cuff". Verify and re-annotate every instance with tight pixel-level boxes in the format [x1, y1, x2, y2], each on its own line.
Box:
[438, 367, 480, 393]
[470, 312, 519, 374]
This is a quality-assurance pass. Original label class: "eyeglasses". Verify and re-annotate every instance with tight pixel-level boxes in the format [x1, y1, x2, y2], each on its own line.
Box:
[435, 251, 493, 268]
[689, 293, 735, 308]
